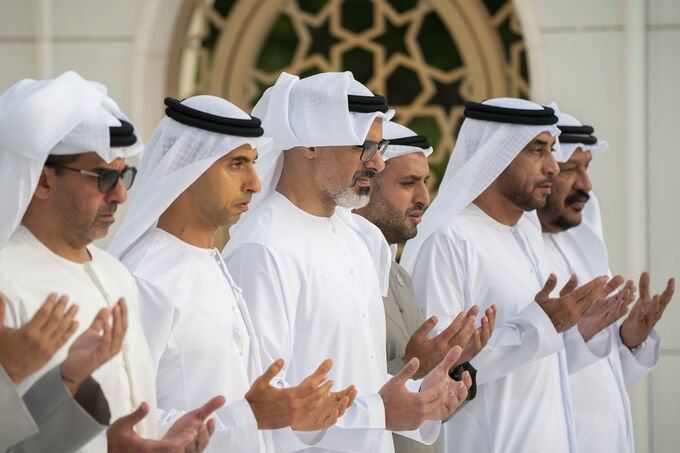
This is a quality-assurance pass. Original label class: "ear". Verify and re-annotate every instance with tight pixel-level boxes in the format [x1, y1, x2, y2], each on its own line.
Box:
[33, 166, 56, 201]
[301, 146, 319, 160]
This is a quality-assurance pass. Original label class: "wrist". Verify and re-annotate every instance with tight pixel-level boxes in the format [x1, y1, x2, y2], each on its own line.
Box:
[619, 324, 644, 350]
[60, 365, 83, 396]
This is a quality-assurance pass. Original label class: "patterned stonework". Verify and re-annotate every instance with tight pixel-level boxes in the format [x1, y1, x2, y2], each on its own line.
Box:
[168, 0, 530, 191]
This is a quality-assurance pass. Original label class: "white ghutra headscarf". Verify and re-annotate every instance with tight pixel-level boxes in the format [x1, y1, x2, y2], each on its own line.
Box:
[108, 95, 272, 259]
[0, 71, 142, 248]
[382, 121, 434, 161]
[550, 102, 610, 275]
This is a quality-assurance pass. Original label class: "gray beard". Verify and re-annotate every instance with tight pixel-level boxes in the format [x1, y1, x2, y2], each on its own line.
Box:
[331, 186, 370, 209]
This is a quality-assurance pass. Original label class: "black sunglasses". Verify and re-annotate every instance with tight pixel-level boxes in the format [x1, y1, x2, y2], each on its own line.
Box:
[359, 139, 390, 162]
[45, 163, 137, 194]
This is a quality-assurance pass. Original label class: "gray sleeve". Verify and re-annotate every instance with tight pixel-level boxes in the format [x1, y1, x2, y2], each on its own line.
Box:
[8, 365, 110, 453]
[386, 356, 406, 376]
[0, 365, 38, 450]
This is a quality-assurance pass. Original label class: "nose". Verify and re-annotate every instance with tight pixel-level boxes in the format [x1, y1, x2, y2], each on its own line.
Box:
[544, 151, 560, 177]
[244, 166, 261, 194]
[365, 149, 385, 173]
[415, 181, 431, 208]
[575, 168, 592, 193]
[106, 177, 128, 204]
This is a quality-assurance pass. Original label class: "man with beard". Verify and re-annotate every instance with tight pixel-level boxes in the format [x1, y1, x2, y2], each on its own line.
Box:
[223, 72, 471, 453]
[0, 72, 224, 452]
[400, 98, 612, 453]
[537, 104, 674, 453]
[354, 121, 496, 453]
[109, 95, 357, 452]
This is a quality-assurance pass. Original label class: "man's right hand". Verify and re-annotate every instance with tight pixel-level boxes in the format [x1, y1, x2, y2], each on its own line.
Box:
[578, 277, 634, 341]
[107, 397, 225, 453]
[0, 292, 79, 386]
[534, 274, 607, 333]
[245, 358, 352, 431]
[380, 346, 471, 431]
[403, 306, 478, 379]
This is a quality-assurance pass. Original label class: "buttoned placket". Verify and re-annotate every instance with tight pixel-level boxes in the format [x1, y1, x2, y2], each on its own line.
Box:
[213, 250, 263, 375]
[83, 262, 138, 412]
[328, 216, 376, 361]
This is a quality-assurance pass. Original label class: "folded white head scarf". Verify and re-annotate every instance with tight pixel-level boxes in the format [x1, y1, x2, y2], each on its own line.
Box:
[239, 71, 395, 218]
[400, 97, 561, 272]
[0, 71, 142, 248]
[549, 102, 608, 163]
[550, 102, 610, 275]
[382, 121, 433, 160]
[108, 95, 273, 259]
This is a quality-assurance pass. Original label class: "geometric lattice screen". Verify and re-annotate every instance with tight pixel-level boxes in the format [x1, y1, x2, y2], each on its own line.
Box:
[168, 0, 530, 191]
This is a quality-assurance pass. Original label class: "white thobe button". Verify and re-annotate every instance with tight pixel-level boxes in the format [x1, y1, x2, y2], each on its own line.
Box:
[122, 343, 130, 353]
[370, 354, 375, 359]
[362, 313, 366, 319]
[349, 269, 354, 275]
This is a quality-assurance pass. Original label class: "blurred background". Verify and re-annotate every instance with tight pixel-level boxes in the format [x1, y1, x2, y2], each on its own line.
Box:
[0, 0, 678, 451]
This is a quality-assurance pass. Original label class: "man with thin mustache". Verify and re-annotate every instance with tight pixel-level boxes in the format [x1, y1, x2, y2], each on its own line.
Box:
[401, 98, 612, 453]
[538, 104, 675, 453]
[354, 120, 496, 453]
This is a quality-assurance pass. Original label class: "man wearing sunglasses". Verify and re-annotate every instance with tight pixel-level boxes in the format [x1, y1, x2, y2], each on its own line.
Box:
[0, 71, 223, 452]
[223, 72, 471, 453]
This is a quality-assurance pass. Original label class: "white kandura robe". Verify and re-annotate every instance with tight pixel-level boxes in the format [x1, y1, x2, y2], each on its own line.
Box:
[543, 232, 659, 453]
[123, 228, 339, 452]
[223, 191, 440, 453]
[121, 227, 264, 452]
[409, 204, 577, 453]
[0, 225, 158, 452]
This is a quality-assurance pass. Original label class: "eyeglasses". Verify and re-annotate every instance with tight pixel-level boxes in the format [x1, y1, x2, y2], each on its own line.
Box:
[45, 163, 137, 194]
[359, 139, 390, 162]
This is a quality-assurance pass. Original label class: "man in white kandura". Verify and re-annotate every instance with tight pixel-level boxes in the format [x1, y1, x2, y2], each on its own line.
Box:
[538, 104, 675, 453]
[401, 98, 612, 453]
[109, 94, 357, 452]
[0, 72, 223, 453]
[223, 71, 470, 453]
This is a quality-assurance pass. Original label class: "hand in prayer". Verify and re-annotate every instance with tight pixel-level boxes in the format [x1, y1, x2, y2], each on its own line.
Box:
[534, 274, 607, 332]
[620, 272, 675, 349]
[292, 383, 358, 431]
[61, 298, 128, 395]
[403, 306, 478, 379]
[457, 304, 497, 365]
[379, 346, 469, 431]
[420, 346, 471, 420]
[0, 292, 78, 386]
[107, 396, 225, 453]
[245, 358, 339, 430]
[578, 277, 635, 341]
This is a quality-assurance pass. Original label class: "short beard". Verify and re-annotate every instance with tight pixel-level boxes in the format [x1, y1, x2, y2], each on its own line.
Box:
[324, 170, 375, 210]
[499, 176, 553, 211]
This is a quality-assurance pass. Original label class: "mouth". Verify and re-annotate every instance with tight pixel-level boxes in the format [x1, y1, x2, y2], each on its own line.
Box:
[351, 170, 376, 188]
[537, 183, 552, 195]
[98, 213, 116, 222]
[355, 176, 372, 187]
[407, 211, 423, 224]
[234, 201, 250, 212]
[568, 197, 588, 211]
